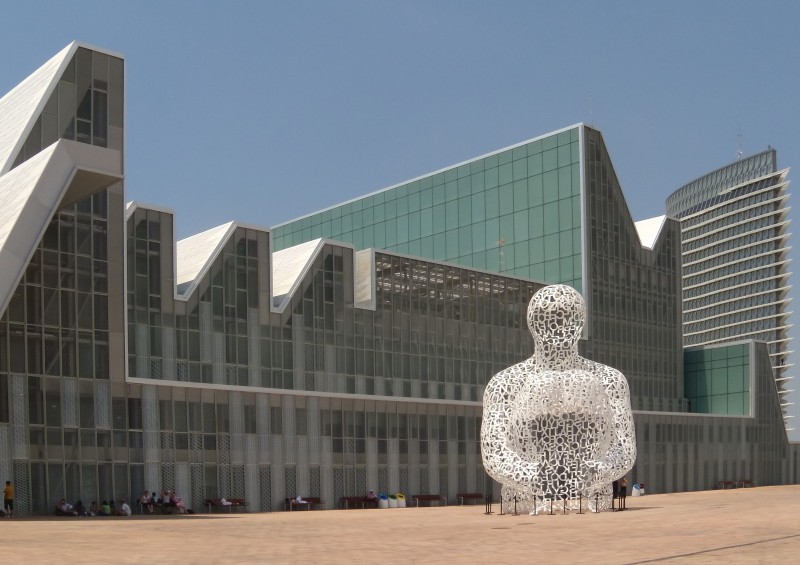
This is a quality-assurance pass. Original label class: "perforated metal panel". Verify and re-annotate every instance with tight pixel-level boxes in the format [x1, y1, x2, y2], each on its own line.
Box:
[161, 463, 175, 491]
[259, 466, 271, 512]
[355, 467, 366, 494]
[0, 425, 10, 486]
[13, 460, 29, 516]
[177, 361, 188, 382]
[285, 465, 296, 498]
[333, 467, 344, 502]
[230, 393, 244, 464]
[344, 438, 355, 468]
[190, 464, 204, 512]
[245, 464, 259, 511]
[159, 431, 174, 463]
[11, 374, 27, 460]
[399, 467, 409, 497]
[150, 358, 162, 379]
[232, 465, 245, 499]
[225, 366, 237, 386]
[218, 434, 231, 497]
[190, 433, 203, 464]
[310, 466, 321, 498]
[439, 467, 448, 498]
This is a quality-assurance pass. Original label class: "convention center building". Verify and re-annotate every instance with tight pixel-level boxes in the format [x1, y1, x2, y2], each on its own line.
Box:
[0, 43, 797, 515]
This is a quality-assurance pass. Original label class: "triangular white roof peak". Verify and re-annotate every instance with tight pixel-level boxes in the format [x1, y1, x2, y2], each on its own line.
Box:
[0, 43, 75, 175]
[0, 42, 126, 176]
[272, 239, 325, 310]
[634, 215, 667, 250]
[176, 222, 236, 295]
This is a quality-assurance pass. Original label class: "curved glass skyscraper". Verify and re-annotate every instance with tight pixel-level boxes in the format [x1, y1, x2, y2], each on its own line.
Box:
[667, 150, 794, 426]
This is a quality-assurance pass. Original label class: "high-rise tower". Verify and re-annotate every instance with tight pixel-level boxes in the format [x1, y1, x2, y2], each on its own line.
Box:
[667, 149, 794, 426]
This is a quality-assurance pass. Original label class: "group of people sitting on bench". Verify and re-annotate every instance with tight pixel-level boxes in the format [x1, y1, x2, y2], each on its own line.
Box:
[139, 489, 187, 514]
[55, 498, 132, 516]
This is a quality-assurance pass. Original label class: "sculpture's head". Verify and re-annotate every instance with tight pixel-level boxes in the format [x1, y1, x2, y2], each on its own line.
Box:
[527, 284, 585, 349]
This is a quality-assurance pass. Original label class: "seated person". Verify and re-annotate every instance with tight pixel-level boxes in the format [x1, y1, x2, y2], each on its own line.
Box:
[294, 495, 308, 505]
[73, 500, 88, 517]
[151, 492, 162, 511]
[140, 490, 153, 513]
[366, 490, 378, 506]
[115, 499, 132, 516]
[174, 495, 187, 514]
[99, 500, 112, 516]
[162, 490, 176, 513]
[55, 498, 77, 516]
[89, 501, 100, 516]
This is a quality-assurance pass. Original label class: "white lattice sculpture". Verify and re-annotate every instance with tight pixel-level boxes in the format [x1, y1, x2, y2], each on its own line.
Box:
[481, 284, 636, 513]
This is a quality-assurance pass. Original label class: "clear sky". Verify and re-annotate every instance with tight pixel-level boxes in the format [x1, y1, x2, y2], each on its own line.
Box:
[2, 1, 800, 435]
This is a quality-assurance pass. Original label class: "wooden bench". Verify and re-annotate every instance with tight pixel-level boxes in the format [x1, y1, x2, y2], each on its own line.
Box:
[285, 497, 324, 511]
[737, 480, 754, 488]
[456, 492, 483, 505]
[411, 494, 446, 507]
[717, 481, 736, 490]
[206, 498, 249, 513]
[338, 496, 377, 509]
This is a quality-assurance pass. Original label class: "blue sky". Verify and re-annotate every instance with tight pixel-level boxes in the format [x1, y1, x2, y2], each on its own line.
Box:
[2, 1, 800, 434]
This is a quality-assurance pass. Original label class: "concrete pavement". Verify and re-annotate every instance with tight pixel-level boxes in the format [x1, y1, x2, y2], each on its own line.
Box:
[1, 485, 798, 564]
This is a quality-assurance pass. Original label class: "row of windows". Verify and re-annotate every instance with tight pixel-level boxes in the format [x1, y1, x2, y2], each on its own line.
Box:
[683, 271, 779, 302]
[685, 324, 778, 345]
[684, 239, 781, 275]
[683, 216, 780, 254]
[667, 151, 776, 216]
[683, 201, 782, 239]
[685, 305, 780, 333]
[685, 255, 779, 287]
[684, 266, 780, 299]
[684, 292, 780, 322]
[682, 183, 783, 230]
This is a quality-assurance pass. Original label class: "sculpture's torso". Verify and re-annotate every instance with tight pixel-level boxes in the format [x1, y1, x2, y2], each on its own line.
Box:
[509, 369, 614, 498]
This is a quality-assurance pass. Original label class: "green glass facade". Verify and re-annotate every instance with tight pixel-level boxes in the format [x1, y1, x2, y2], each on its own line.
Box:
[685, 343, 751, 416]
[273, 126, 583, 291]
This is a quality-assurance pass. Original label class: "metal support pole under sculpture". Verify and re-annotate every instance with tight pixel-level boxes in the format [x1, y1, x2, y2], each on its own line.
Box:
[480, 284, 636, 514]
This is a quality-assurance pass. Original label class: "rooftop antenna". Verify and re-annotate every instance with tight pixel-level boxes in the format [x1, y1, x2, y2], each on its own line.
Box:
[588, 93, 593, 126]
[737, 125, 743, 161]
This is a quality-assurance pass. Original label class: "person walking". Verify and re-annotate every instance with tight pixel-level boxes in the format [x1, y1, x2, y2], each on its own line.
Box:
[3, 481, 14, 518]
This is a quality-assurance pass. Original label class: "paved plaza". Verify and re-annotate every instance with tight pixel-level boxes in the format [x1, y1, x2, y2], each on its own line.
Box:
[1, 485, 798, 564]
